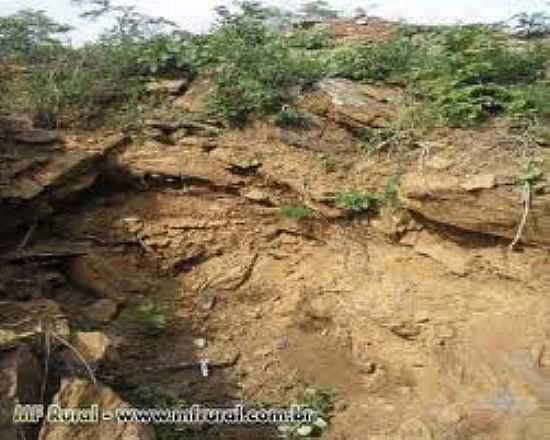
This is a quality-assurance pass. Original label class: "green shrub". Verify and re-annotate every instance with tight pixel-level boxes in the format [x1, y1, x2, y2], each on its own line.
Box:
[207, 10, 324, 124]
[0, 10, 71, 61]
[274, 107, 310, 128]
[280, 204, 311, 220]
[329, 37, 418, 82]
[507, 83, 550, 117]
[360, 127, 397, 155]
[136, 34, 212, 75]
[27, 41, 146, 127]
[288, 30, 333, 50]
[382, 175, 401, 204]
[520, 161, 545, 186]
[278, 387, 333, 439]
[336, 191, 379, 213]
[409, 26, 549, 126]
[120, 302, 170, 336]
[431, 83, 512, 126]
[511, 12, 550, 39]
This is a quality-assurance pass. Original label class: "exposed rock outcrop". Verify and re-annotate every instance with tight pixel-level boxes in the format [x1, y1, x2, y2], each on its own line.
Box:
[399, 171, 550, 246]
[38, 379, 156, 440]
[0, 132, 130, 235]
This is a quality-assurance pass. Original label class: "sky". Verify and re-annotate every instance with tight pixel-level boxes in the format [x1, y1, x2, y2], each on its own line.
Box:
[1, 0, 549, 42]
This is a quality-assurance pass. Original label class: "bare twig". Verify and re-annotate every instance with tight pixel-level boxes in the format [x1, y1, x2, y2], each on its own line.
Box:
[17, 223, 37, 252]
[50, 330, 98, 386]
[509, 182, 532, 251]
[0, 251, 87, 263]
[41, 327, 51, 401]
[80, 234, 142, 247]
[419, 142, 433, 195]
[1, 317, 33, 328]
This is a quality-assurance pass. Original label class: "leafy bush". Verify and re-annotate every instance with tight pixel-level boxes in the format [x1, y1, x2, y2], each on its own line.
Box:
[361, 127, 397, 155]
[300, 1, 339, 21]
[136, 34, 211, 75]
[336, 191, 379, 213]
[431, 26, 546, 85]
[280, 204, 311, 220]
[278, 387, 333, 439]
[27, 42, 146, 127]
[288, 30, 333, 50]
[507, 83, 550, 117]
[431, 83, 512, 126]
[411, 26, 549, 126]
[120, 302, 170, 336]
[329, 37, 418, 82]
[0, 10, 71, 61]
[208, 12, 324, 124]
[511, 12, 550, 38]
[274, 107, 310, 128]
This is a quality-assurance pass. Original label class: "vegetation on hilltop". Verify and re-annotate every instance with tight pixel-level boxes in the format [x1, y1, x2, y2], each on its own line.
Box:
[0, 1, 549, 129]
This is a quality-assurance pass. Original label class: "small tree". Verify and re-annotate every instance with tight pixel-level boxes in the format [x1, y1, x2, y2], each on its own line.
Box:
[0, 10, 71, 60]
[299, 1, 339, 21]
[72, 0, 175, 43]
[511, 12, 550, 38]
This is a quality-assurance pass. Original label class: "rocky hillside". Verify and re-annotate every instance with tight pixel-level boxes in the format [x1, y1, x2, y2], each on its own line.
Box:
[1, 14, 550, 440]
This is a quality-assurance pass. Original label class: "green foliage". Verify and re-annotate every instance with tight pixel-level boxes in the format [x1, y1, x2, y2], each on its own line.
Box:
[336, 190, 379, 213]
[129, 384, 182, 408]
[73, 0, 176, 43]
[329, 25, 548, 126]
[27, 41, 146, 127]
[280, 204, 311, 220]
[14, 4, 196, 127]
[135, 34, 207, 75]
[507, 83, 550, 116]
[6, 6, 550, 130]
[128, 384, 192, 440]
[413, 26, 549, 126]
[360, 127, 397, 155]
[120, 302, 170, 336]
[275, 107, 310, 128]
[300, 1, 340, 20]
[207, 10, 324, 124]
[329, 37, 417, 81]
[278, 387, 333, 439]
[288, 30, 333, 50]
[431, 83, 512, 126]
[511, 12, 550, 38]
[315, 152, 337, 173]
[429, 26, 546, 85]
[520, 161, 545, 186]
[382, 175, 401, 204]
[0, 10, 71, 61]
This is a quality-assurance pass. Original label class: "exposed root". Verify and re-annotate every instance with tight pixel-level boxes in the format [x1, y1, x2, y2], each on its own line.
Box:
[17, 222, 37, 252]
[419, 142, 433, 195]
[509, 182, 532, 251]
[43, 326, 98, 387]
[41, 329, 51, 401]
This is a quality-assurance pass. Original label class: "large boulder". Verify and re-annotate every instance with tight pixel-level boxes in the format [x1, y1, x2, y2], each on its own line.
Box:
[399, 171, 550, 246]
[38, 379, 156, 440]
[0, 134, 129, 235]
[311, 78, 402, 130]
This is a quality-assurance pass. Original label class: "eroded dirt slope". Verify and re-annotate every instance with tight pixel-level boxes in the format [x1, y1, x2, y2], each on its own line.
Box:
[1, 26, 550, 439]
